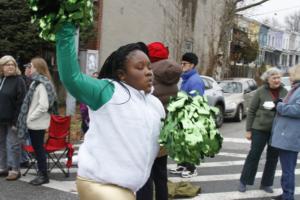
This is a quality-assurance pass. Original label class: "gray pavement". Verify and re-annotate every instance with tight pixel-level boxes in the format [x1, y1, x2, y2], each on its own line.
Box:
[1, 119, 300, 200]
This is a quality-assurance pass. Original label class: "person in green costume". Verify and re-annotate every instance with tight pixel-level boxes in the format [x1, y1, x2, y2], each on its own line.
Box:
[55, 23, 165, 200]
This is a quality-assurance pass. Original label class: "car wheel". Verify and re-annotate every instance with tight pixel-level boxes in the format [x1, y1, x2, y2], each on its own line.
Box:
[234, 105, 243, 122]
[215, 105, 224, 128]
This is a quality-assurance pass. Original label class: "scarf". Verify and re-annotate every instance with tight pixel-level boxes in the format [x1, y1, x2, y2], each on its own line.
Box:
[17, 73, 57, 140]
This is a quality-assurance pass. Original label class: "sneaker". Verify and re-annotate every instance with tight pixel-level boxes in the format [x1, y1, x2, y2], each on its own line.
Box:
[238, 181, 246, 192]
[260, 185, 273, 193]
[169, 166, 186, 174]
[181, 169, 198, 178]
[6, 171, 21, 181]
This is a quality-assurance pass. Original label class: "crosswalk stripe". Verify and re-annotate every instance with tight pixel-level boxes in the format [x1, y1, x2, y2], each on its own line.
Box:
[169, 168, 300, 182]
[167, 160, 246, 169]
[223, 137, 250, 144]
[218, 152, 248, 158]
[19, 174, 77, 193]
[21, 167, 78, 175]
[179, 187, 300, 200]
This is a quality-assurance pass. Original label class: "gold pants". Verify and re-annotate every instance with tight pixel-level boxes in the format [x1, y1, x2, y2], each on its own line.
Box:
[76, 176, 135, 200]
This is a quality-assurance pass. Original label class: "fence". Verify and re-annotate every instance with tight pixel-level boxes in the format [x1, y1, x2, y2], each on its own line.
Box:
[226, 65, 257, 79]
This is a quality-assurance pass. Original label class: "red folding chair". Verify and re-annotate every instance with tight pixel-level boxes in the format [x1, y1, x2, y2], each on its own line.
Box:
[45, 115, 74, 177]
[22, 145, 38, 176]
[22, 115, 74, 177]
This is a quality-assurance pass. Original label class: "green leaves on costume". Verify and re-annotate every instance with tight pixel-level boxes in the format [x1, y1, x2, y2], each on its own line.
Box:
[27, 0, 93, 41]
[159, 91, 223, 165]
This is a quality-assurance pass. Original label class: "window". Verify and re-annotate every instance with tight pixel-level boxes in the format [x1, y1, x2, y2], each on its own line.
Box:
[202, 78, 212, 90]
[243, 81, 251, 93]
[247, 80, 257, 91]
[219, 82, 242, 93]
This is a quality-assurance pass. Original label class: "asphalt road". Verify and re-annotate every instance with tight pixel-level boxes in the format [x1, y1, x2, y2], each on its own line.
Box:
[0, 119, 299, 200]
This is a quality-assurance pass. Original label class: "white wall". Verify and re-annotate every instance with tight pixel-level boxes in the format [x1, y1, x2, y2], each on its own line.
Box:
[100, 0, 177, 65]
[99, 0, 225, 71]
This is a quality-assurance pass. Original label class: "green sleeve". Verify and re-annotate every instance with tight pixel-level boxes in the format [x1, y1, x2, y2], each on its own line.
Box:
[55, 23, 114, 110]
[246, 88, 260, 131]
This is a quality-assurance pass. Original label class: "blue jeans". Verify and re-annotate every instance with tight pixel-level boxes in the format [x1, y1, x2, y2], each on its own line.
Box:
[0, 124, 21, 171]
[279, 149, 298, 200]
[8, 138, 30, 166]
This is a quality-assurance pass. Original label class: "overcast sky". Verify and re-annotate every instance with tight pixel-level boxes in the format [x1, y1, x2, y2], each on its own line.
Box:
[241, 0, 300, 27]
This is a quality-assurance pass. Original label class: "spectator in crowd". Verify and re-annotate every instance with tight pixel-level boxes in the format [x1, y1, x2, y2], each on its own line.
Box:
[8, 63, 32, 169]
[19, 63, 33, 167]
[170, 52, 205, 178]
[0, 55, 26, 180]
[23, 63, 33, 89]
[270, 65, 300, 200]
[136, 42, 182, 200]
[17, 57, 57, 185]
[238, 67, 287, 193]
[56, 23, 165, 199]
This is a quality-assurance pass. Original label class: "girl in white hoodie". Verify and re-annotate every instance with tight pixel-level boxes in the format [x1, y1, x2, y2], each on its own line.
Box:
[56, 23, 165, 200]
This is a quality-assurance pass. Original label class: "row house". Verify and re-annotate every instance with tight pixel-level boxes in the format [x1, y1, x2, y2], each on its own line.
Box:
[235, 15, 300, 71]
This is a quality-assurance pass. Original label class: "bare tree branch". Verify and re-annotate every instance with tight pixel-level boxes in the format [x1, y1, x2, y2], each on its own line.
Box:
[235, 0, 270, 13]
[234, 0, 244, 5]
[285, 12, 300, 32]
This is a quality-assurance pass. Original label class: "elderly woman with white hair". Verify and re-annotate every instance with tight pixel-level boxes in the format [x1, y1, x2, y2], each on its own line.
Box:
[0, 55, 26, 180]
[238, 67, 288, 193]
[270, 65, 300, 200]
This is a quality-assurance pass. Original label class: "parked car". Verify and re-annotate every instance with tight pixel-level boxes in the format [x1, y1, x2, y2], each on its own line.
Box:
[218, 78, 257, 122]
[201, 75, 225, 128]
[281, 76, 291, 91]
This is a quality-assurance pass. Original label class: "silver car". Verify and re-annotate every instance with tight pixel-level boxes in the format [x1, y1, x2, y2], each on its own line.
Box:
[219, 78, 257, 122]
[201, 75, 225, 128]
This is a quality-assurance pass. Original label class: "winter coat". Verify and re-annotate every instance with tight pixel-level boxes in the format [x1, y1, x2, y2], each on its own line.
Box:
[246, 84, 287, 132]
[152, 59, 182, 157]
[26, 83, 50, 130]
[270, 83, 300, 152]
[0, 75, 26, 126]
[180, 68, 205, 96]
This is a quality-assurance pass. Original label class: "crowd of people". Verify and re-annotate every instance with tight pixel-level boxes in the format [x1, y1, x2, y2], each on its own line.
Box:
[0, 22, 300, 200]
[0, 55, 56, 185]
[238, 66, 300, 200]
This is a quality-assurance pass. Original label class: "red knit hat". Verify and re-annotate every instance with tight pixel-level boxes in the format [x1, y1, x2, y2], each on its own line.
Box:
[147, 42, 169, 63]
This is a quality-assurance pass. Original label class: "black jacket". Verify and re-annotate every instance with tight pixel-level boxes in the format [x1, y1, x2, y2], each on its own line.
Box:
[0, 75, 26, 125]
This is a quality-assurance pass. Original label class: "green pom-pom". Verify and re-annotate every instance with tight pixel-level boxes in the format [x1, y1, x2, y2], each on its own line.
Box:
[27, 0, 94, 41]
[159, 91, 223, 165]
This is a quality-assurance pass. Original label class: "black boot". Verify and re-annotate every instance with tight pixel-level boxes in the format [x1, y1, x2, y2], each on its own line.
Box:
[29, 172, 49, 186]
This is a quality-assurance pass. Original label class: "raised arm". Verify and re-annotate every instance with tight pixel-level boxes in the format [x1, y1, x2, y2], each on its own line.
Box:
[56, 23, 114, 110]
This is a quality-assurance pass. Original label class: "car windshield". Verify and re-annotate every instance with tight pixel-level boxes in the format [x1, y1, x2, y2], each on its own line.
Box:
[281, 77, 290, 87]
[219, 82, 242, 93]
